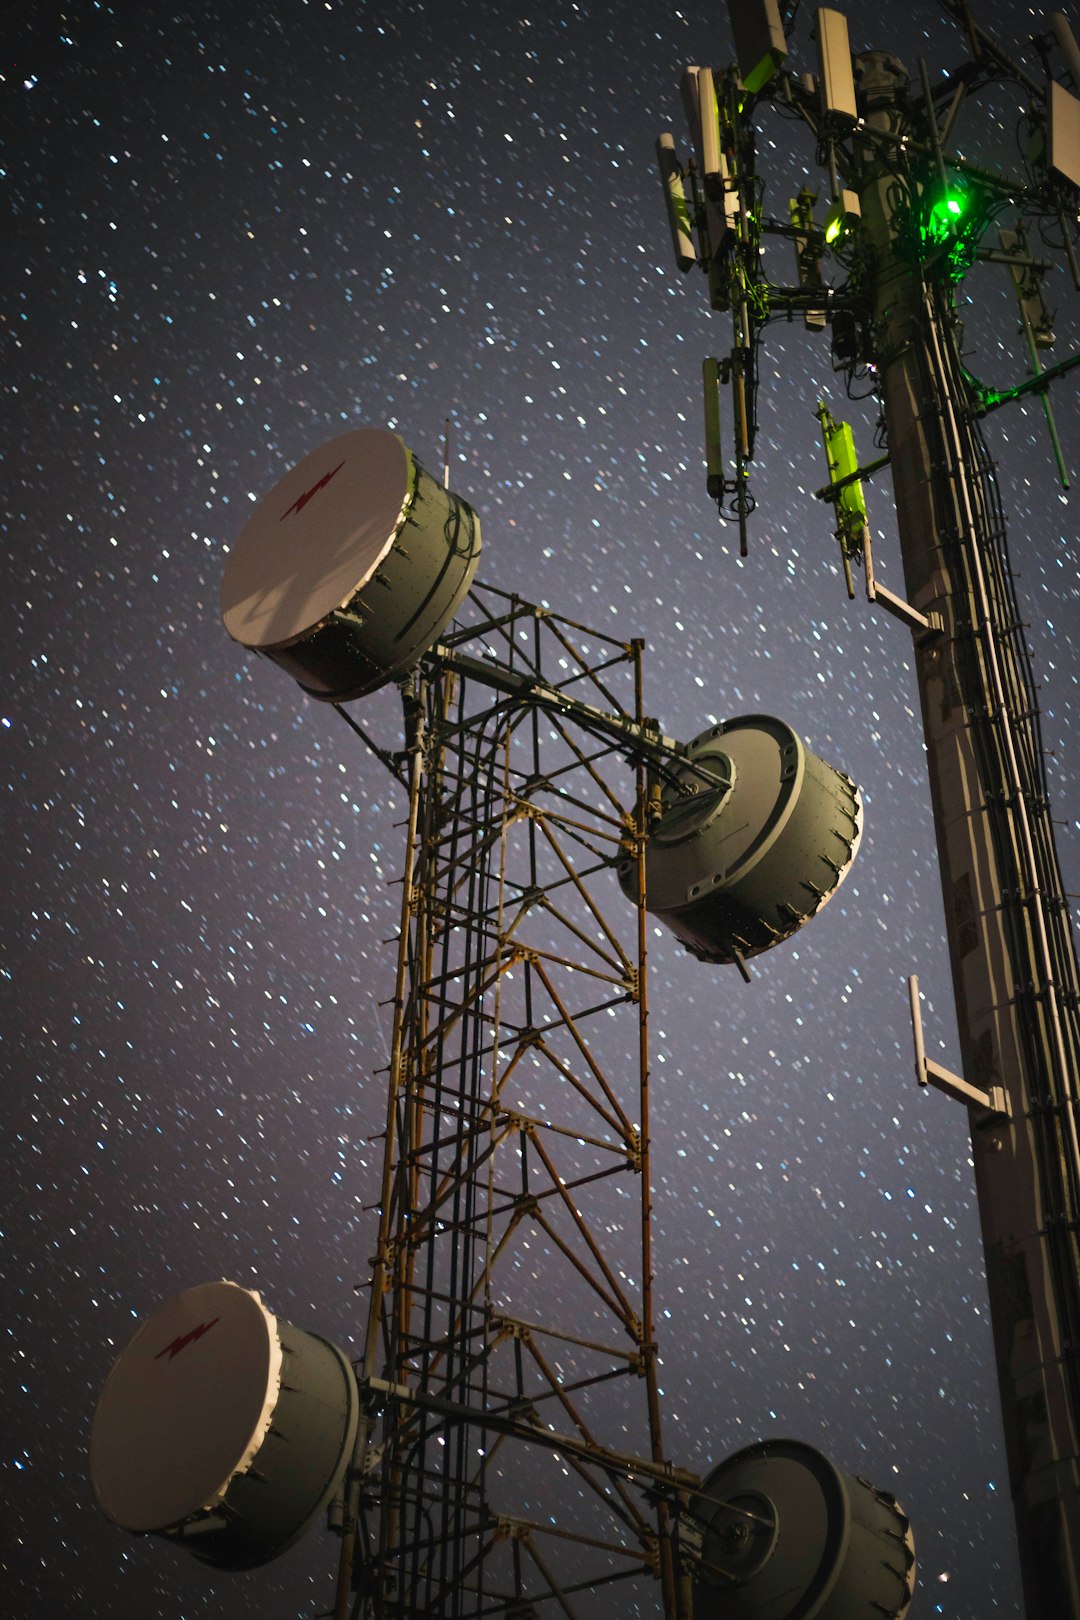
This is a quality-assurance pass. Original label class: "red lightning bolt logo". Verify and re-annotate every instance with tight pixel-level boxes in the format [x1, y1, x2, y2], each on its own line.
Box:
[155, 1316, 220, 1362]
[280, 459, 346, 522]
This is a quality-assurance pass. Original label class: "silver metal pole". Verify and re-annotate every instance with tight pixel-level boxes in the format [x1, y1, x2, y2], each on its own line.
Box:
[854, 49, 1080, 1617]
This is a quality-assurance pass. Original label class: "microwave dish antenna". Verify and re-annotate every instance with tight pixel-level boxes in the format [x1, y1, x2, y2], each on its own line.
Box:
[687, 1439, 915, 1620]
[618, 716, 862, 966]
[89, 1281, 358, 1571]
[220, 427, 481, 701]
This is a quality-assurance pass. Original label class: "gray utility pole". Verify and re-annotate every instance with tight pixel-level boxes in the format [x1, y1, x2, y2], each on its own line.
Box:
[666, 4, 1080, 1609]
[853, 49, 1080, 1618]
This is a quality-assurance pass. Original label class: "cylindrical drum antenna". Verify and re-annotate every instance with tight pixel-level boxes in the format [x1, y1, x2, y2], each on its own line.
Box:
[619, 714, 861, 965]
[221, 426, 481, 700]
[90, 1281, 358, 1570]
[688, 1438, 915, 1619]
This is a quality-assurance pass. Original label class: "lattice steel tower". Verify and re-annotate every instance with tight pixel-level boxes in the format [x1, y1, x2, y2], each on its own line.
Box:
[91, 417, 916, 1619]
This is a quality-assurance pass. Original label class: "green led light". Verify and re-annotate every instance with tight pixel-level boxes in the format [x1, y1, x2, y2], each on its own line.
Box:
[825, 216, 843, 244]
[926, 192, 967, 242]
[909, 176, 983, 276]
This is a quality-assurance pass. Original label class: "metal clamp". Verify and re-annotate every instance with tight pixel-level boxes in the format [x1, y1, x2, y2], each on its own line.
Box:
[907, 975, 1010, 1117]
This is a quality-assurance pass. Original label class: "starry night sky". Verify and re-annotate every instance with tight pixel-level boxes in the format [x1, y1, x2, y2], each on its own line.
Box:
[4, 2, 1080, 1616]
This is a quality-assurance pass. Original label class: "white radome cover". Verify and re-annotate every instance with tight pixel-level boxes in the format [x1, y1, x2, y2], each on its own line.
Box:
[90, 1280, 283, 1533]
[220, 427, 413, 650]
